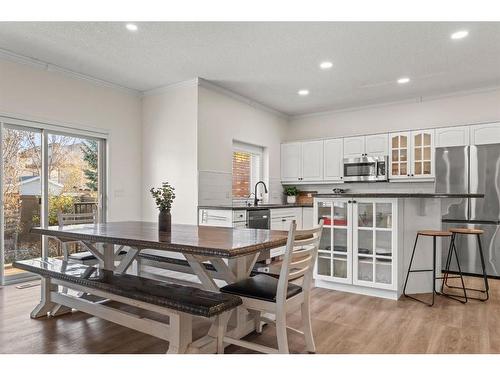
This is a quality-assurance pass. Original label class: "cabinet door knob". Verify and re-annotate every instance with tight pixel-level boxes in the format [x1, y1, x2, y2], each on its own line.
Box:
[348, 200, 352, 203]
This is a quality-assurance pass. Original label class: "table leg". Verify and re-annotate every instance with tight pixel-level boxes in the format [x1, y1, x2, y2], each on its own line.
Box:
[102, 243, 115, 271]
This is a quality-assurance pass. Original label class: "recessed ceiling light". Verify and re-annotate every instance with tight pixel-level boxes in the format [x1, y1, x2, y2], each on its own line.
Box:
[126, 23, 138, 32]
[451, 30, 469, 40]
[320, 61, 333, 70]
[298, 89, 310, 96]
[397, 77, 410, 84]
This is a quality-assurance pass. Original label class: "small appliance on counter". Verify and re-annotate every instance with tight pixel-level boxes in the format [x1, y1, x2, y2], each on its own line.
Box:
[343, 155, 388, 182]
[332, 188, 349, 194]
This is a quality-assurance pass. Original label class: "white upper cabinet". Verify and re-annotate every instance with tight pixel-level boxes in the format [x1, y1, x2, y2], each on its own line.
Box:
[389, 129, 434, 180]
[435, 126, 470, 147]
[301, 140, 324, 181]
[323, 138, 344, 181]
[410, 129, 434, 179]
[281, 141, 323, 182]
[389, 132, 410, 179]
[343, 136, 365, 158]
[365, 134, 389, 156]
[470, 122, 500, 145]
[344, 134, 388, 158]
[281, 142, 302, 182]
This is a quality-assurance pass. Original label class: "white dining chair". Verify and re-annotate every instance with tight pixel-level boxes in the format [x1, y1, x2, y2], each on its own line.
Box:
[56, 210, 99, 265]
[219, 219, 323, 354]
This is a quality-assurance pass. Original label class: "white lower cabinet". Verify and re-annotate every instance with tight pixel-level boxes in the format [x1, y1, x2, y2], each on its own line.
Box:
[270, 207, 302, 257]
[314, 198, 398, 298]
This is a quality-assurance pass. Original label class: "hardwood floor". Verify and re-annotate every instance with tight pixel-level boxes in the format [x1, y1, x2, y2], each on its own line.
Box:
[1, 276, 499, 354]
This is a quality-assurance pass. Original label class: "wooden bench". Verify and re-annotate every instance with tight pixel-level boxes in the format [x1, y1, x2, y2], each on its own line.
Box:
[14, 258, 242, 353]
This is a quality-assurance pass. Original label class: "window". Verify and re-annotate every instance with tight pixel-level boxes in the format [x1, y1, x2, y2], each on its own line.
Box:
[232, 141, 263, 199]
[1, 118, 107, 285]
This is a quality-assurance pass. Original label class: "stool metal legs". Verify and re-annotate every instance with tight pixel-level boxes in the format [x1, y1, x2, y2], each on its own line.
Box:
[403, 234, 438, 307]
[403, 234, 467, 307]
[443, 233, 489, 301]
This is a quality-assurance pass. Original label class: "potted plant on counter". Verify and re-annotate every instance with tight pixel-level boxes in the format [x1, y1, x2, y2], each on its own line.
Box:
[150, 182, 176, 232]
[284, 186, 299, 204]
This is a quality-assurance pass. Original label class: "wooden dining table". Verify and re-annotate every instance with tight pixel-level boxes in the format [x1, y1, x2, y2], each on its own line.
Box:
[31, 221, 291, 352]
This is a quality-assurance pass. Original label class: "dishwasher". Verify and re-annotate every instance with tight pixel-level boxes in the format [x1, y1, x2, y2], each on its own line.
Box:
[247, 209, 274, 273]
[247, 209, 270, 229]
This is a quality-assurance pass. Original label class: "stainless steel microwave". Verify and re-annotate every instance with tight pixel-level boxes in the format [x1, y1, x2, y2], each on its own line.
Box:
[343, 156, 388, 182]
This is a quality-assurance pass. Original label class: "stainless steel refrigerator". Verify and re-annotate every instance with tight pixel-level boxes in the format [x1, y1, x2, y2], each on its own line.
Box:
[435, 144, 500, 277]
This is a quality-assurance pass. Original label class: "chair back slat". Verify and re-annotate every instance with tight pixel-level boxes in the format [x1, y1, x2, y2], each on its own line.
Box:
[290, 246, 315, 261]
[289, 254, 313, 269]
[276, 219, 324, 305]
[293, 236, 319, 247]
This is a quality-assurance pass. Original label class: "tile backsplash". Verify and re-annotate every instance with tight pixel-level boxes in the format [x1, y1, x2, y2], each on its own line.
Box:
[198, 171, 232, 206]
[198, 170, 284, 206]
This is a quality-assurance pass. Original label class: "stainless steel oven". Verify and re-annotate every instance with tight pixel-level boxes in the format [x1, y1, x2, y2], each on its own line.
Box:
[343, 155, 388, 182]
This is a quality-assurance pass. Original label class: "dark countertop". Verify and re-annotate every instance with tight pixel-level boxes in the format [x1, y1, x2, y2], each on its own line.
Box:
[198, 203, 313, 211]
[315, 193, 485, 198]
[31, 221, 292, 258]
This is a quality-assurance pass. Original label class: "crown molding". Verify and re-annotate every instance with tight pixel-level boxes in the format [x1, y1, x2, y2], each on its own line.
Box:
[197, 78, 290, 120]
[140, 78, 200, 96]
[0, 48, 141, 96]
[291, 84, 500, 120]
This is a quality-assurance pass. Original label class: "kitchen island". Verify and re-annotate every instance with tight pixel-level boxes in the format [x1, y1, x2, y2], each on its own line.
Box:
[313, 193, 483, 300]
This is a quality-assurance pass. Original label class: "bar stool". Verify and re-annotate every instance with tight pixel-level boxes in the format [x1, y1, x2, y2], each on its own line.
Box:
[442, 228, 489, 301]
[403, 230, 467, 306]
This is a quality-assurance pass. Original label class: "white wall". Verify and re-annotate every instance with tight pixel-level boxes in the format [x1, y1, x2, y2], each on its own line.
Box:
[141, 82, 199, 224]
[287, 88, 500, 140]
[0, 58, 142, 222]
[197, 85, 289, 205]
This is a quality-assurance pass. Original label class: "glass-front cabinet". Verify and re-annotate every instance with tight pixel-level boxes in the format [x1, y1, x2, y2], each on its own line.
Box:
[389, 129, 434, 180]
[314, 198, 398, 292]
[315, 199, 352, 284]
[411, 130, 434, 178]
[353, 199, 397, 290]
[389, 132, 409, 179]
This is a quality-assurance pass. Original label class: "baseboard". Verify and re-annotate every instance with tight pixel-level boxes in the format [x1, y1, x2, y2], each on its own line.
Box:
[314, 279, 399, 300]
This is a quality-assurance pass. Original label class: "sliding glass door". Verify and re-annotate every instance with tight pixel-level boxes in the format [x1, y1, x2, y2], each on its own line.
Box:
[1, 126, 43, 281]
[1, 119, 107, 284]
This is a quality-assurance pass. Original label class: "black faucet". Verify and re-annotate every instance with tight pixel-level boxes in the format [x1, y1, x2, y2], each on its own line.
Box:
[253, 181, 268, 206]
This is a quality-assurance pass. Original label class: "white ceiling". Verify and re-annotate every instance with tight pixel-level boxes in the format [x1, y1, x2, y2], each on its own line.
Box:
[0, 22, 499, 115]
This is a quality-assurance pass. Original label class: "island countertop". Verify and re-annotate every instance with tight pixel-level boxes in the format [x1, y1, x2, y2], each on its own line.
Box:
[315, 193, 484, 199]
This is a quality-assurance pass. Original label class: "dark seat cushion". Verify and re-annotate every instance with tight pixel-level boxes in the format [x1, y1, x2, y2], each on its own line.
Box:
[220, 274, 302, 302]
[13, 258, 241, 318]
[69, 250, 127, 261]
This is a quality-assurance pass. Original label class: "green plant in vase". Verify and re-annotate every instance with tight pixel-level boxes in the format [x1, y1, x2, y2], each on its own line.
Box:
[150, 182, 176, 232]
[283, 186, 299, 204]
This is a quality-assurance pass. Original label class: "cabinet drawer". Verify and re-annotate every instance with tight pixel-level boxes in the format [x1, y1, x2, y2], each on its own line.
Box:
[232, 210, 247, 222]
[199, 209, 233, 227]
[270, 207, 301, 219]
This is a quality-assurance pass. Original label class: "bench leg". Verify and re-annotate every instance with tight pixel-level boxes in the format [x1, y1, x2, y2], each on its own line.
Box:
[31, 276, 71, 318]
[215, 311, 232, 354]
[166, 313, 193, 354]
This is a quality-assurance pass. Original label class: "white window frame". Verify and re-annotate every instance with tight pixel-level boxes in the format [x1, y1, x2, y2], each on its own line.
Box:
[0, 116, 108, 285]
[232, 141, 264, 202]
